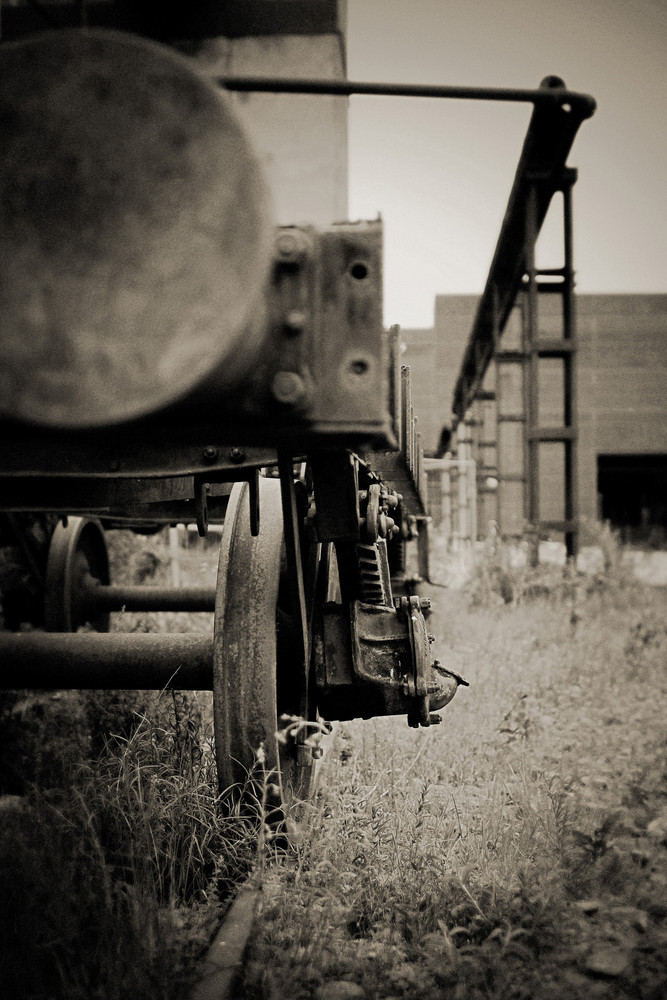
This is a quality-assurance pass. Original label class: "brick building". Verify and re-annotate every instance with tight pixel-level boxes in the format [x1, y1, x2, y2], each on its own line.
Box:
[402, 293, 667, 546]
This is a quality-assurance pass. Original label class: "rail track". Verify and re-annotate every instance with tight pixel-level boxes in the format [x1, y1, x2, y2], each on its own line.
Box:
[190, 871, 264, 1000]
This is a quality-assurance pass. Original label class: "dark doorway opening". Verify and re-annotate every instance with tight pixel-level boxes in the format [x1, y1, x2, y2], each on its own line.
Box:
[597, 455, 667, 547]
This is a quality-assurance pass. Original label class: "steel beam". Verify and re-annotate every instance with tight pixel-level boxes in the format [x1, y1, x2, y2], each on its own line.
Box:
[452, 81, 594, 419]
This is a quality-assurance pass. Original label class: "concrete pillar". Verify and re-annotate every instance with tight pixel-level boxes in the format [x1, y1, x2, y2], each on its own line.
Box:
[192, 33, 348, 226]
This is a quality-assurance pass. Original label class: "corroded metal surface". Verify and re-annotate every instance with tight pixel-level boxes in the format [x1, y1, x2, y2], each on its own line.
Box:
[213, 478, 285, 791]
[44, 516, 110, 632]
[0, 632, 214, 689]
[0, 28, 272, 427]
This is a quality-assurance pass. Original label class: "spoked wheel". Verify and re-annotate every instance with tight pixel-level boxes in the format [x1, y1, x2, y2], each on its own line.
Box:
[44, 516, 110, 632]
[213, 477, 315, 812]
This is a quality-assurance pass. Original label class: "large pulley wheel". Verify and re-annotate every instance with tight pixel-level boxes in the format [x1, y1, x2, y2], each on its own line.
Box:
[44, 516, 110, 632]
[213, 478, 314, 808]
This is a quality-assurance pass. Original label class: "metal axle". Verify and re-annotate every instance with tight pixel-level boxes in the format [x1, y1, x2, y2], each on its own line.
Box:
[0, 632, 213, 690]
[82, 577, 217, 614]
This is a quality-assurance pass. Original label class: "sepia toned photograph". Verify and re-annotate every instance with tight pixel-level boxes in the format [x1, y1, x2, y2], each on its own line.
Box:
[0, 2, 665, 998]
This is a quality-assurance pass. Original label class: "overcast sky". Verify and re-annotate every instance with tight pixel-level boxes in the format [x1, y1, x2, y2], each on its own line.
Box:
[345, 0, 666, 328]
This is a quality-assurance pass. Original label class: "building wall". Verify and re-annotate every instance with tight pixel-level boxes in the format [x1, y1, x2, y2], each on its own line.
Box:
[2, 3, 349, 226]
[401, 293, 667, 539]
[401, 295, 479, 455]
[397, 328, 439, 455]
[576, 294, 667, 535]
[192, 31, 348, 227]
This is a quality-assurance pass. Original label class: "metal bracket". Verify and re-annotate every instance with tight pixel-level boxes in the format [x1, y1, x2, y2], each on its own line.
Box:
[278, 454, 311, 723]
[194, 477, 210, 537]
[315, 594, 466, 727]
[248, 467, 260, 537]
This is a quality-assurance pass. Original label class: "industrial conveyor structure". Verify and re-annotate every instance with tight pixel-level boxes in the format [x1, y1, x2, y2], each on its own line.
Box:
[452, 78, 590, 556]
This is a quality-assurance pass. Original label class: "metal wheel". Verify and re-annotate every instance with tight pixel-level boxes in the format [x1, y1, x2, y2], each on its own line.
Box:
[44, 516, 110, 632]
[213, 478, 314, 808]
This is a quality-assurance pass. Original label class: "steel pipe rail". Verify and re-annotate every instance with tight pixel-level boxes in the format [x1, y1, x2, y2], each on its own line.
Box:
[0, 633, 214, 690]
[219, 77, 597, 117]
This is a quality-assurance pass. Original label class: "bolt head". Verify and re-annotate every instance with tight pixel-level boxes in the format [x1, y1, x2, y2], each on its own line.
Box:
[275, 229, 311, 263]
[272, 370, 307, 406]
[284, 310, 307, 335]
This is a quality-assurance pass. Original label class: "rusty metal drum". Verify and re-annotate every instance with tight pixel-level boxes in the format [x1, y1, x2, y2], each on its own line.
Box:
[0, 28, 273, 428]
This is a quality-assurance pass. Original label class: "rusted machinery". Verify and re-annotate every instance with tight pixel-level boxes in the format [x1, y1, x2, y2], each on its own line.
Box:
[0, 20, 595, 804]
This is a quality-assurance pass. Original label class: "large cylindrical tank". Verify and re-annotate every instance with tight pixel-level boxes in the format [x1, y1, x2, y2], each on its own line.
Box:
[0, 28, 273, 428]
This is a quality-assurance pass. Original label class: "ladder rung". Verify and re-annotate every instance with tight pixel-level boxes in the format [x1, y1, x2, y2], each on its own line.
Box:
[496, 350, 525, 362]
[537, 339, 576, 356]
[537, 520, 578, 534]
[528, 427, 576, 441]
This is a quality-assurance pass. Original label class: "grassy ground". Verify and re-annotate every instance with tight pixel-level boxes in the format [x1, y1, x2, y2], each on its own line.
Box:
[239, 554, 667, 1000]
[1, 528, 665, 999]
[0, 527, 256, 1000]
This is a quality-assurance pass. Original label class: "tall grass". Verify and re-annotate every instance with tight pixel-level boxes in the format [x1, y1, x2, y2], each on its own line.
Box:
[0, 529, 262, 1000]
[239, 544, 667, 1000]
[0, 689, 264, 1000]
[1, 526, 665, 998]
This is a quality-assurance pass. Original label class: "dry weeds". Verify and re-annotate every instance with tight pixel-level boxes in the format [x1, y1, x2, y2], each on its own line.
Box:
[240, 566, 667, 1000]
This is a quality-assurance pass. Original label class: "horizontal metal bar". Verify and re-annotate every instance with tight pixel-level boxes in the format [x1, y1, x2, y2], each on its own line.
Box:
[219, 77, 596, 116]
[496, 351, 526, 362]
[537, 520, 578, 533]
[89, 584, 217, 614]
[528, 427, 576, 441]
[0, 633, 213, 690]
[537, 339, 576, 355]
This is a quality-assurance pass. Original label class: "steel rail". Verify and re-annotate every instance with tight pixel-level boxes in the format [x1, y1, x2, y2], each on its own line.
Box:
[218, 76, 597, 118]
[190, 872, 263, 1000]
